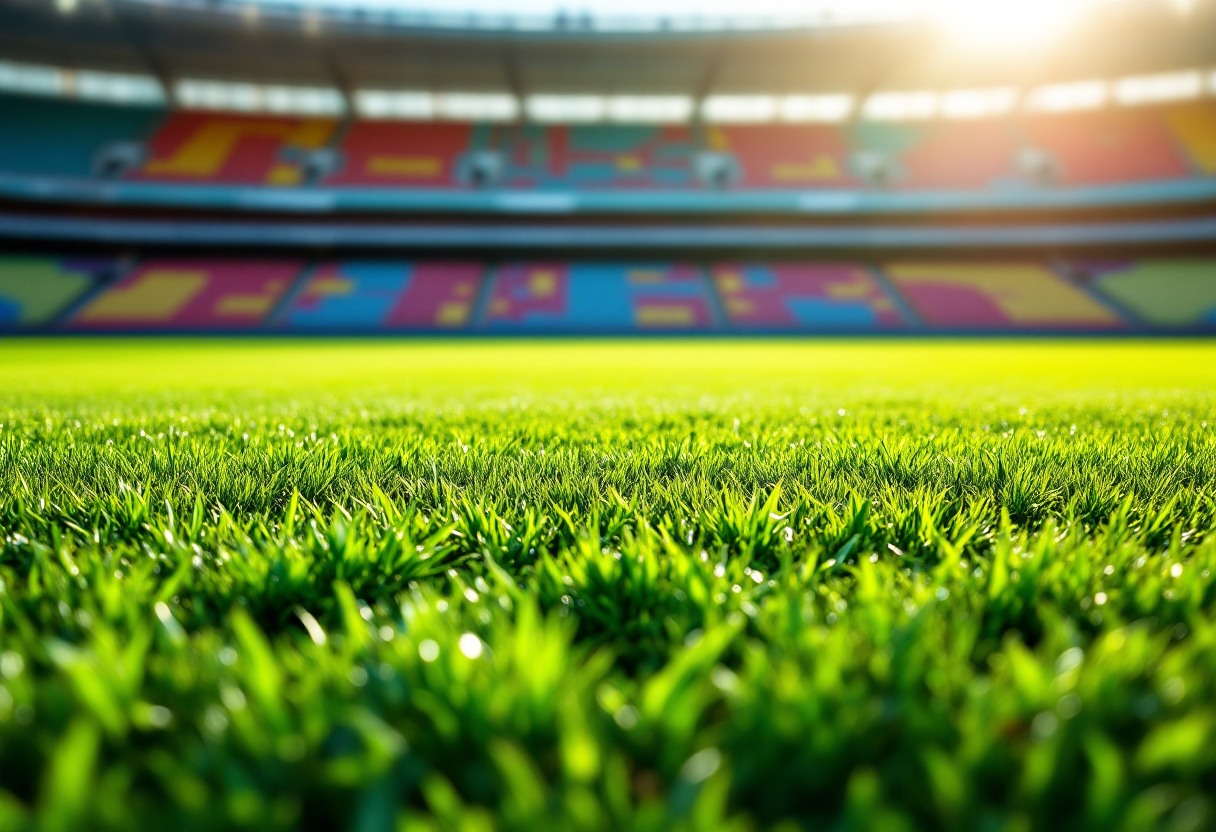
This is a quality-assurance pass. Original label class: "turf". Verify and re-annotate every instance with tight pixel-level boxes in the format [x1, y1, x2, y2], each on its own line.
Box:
[2, 339, 1216, 832]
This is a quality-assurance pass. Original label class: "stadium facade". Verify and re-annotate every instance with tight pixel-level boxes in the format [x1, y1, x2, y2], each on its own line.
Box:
[1, 0, 1215, 333]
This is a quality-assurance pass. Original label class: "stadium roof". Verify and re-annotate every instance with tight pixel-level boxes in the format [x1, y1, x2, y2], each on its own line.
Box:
[97, 0, 1130, 34]
[1, 0, 1214, 98]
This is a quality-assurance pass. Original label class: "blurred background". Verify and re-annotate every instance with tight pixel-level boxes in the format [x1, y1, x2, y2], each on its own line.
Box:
[1, 0, 1215, 334]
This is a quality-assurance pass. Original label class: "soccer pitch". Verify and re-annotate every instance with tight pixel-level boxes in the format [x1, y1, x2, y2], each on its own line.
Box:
[1, 339, 1215, 831]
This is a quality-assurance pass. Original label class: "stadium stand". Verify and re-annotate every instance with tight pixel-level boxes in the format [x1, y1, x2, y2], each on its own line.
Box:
[471, 124, 541, 187]
[0, 256, 105, 328]
[1069, 259, 1216, 327]
[881, 262, 1126, 329]
[0, 9, 1213, 342]
[325, 122, 471, 187]
[0, 93, 164, 178]
[1017, 110, 1193, 187]
[70, 260, 302, 330]
[455, 124, 697, 189]
[276, 262, 483, 330]
[550, 125, 697, 189]
[712, 263, 906, 329]
[5, 92, 1216, 204]
[1164, 103, 1216, 174]
[1, 255, 1211, 333]
[480, 263, 717, 331]
[132, 112, 338, 185]
[849, 122, 1020, 190]
[703, 125, 854, 189]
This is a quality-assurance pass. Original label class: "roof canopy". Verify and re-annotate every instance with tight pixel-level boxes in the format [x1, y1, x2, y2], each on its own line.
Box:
[1, 0, 1213, 98]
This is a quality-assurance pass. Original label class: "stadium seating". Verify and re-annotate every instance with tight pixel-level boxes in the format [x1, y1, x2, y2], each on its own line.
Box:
[481, 263, 716, 330]
[455, 124, 697, 189]
[703, 125, 854, 188]
[276, 262, 483, 329]
[882, 262, 1125, 329]
[712, 263, 906, 329]
[0, 93, 164, 178]
[325, 122, 471, 187]
[1069, 259, 1216, 327]
[548, 125, 696, 188]
[0, 256, 105, 328]
[70, 260, 302, 330]
[0, 255, 1203, 333]
[133, 112, 337, 185]
[1017, 110, 1192, 186]
[1163, 103, 1216, 175]
[5, 91, 1216, 202]
[848, 122, 1019, 190]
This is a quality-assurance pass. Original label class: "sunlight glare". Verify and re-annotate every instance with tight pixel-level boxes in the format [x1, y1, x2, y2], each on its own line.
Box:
[936, 0, 1098, 48]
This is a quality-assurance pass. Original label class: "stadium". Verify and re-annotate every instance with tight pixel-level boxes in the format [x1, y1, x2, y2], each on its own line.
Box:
[1, 0, 1216, 828]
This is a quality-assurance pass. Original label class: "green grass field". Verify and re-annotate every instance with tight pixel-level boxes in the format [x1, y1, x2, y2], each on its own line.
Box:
[2, 339, 1216, 832]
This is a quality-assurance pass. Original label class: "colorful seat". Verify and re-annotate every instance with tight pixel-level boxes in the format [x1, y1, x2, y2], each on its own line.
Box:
[1162, 103, 1216, 175]
[712, 263, 905, 329]
[849, 122, 1018, 190]
[0, 93, 164, 178]
[325, 122, 471, 187]
[461, 124, 695, 189]
[1070, 260, 1216, 327]
[467, 123, 544, 187]
[70, 261, 301, 330]
[883, 262, 1124, 329]
[1017, 111, 1191, 186]
[702, 125, 854, 189]
[551, 125, 695, 188]
[0, 257, 106, 328]
[132, 112, 337, 185]
[481, 263, 716, 330]
[277, 262, 483, 329]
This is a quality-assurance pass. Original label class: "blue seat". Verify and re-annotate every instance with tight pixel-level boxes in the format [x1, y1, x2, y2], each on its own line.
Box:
[0, 93, 164, 178]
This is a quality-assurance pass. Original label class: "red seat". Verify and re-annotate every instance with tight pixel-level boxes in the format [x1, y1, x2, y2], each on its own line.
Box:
[134, 112, 337, 185]
[706, 125, 855, 189]
[1018, 111, 1190, 186]
[899, 122, 1018, 190]
[326, 121, 472, 187]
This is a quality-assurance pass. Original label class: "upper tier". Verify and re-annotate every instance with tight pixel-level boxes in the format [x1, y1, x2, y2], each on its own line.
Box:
[3, 94, 1216, 215]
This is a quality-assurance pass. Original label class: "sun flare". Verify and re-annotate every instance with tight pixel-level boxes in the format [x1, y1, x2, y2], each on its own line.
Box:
[934, 0, 1099, 48]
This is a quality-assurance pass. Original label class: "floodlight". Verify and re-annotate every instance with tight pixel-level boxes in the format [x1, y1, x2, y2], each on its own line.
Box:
[176, 80, 263, 112]
[862, 91, 938, 121]
[355, 91, 437, 119]
[76, 71, 166, 106]
[263, 85, 346, 116]
[436, 93, 519, 121]
[0, 60, 66, 97]
[701, 96, 778, 123]
[1114, 71, 1203, 106]
[940, 88, 1018, 119]
[779, 95, 854, 123]
[526, 95, 607, 122]
[606, 96, 694, 123]
[1025, 80, 1107, 112]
